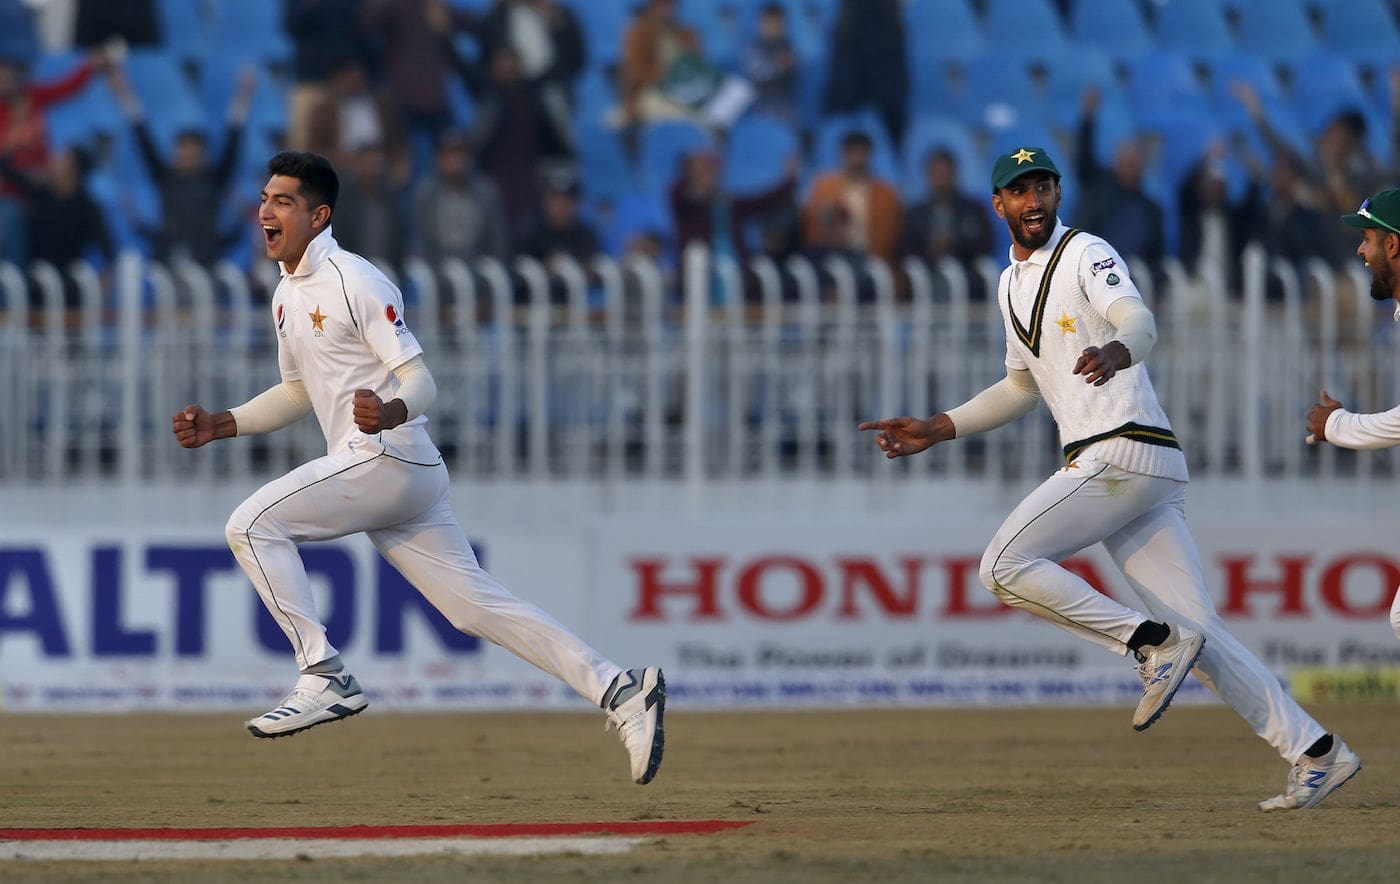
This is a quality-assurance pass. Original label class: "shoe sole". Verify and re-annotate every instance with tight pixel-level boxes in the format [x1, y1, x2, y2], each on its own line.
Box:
[246, 701, 368, 740]
[637, 671, 666, 785]
[1301, 758, 1362, 810]
[1133, 637, 1205, 732]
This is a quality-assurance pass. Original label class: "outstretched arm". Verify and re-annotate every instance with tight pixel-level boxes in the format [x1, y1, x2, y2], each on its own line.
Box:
[859, 368, 1040, 458]
[174, 380, 314, 448]
[1308, 390, 1400, 449]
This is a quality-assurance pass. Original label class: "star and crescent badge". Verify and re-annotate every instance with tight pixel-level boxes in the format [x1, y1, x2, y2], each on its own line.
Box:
[1055, 311, 1077, 335]
[1011, 148, 1036, 165]
[309, 305, 327, 332]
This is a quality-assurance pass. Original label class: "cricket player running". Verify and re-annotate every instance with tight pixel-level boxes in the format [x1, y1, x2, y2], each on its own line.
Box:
[172, 152, 664, 785]
[860, 148, 1358, 810]
[1307, 187, 1400, 641]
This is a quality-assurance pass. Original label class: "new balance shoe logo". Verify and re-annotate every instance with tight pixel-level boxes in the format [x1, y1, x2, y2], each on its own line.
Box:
[1146, 663, 1172, 685]
[1304, 769, 1328, 788]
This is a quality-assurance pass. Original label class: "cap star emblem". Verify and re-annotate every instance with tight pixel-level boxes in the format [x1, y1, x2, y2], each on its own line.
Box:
[1012, 148, 1036, 165]
[309, 306, 327, 332]
[1055, 311, 1077, 335]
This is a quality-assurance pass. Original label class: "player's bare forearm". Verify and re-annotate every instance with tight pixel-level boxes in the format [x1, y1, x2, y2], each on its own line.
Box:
[1072, 342, 1130, 386]
[858, 413, 955, 459]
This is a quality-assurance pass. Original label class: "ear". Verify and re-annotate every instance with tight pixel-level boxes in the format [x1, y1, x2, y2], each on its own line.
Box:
[312, 204, 332, 231]
[991, 191, 1006, 220]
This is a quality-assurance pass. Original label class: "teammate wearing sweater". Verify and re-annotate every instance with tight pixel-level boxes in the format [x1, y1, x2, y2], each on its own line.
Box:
[861, 147, 1357, 811]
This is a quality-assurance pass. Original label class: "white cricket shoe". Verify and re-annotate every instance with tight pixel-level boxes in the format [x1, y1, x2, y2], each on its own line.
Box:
[1258, 739, 1361, 811]
[1131, 626, 1205, 731]
[603, 667, 666, 784]
[246, 672, 368, 738]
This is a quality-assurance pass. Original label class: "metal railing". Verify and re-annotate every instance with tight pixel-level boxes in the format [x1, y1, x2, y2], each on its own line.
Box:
[1, 245, 1397, 487]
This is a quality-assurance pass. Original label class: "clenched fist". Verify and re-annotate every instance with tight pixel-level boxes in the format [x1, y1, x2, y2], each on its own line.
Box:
[172, 404, 214, 448]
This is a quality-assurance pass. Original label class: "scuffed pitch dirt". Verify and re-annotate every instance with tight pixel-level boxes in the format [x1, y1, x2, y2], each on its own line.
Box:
[2, 706, 1398, 882]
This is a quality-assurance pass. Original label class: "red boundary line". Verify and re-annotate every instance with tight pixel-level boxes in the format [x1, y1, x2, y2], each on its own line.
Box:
[0, 820, 754, 842]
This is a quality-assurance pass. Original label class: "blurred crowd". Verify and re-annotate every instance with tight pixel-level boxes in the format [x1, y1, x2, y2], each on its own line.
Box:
[1, 0, 1398, 308]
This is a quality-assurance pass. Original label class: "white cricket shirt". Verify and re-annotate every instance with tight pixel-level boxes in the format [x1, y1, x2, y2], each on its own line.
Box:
[271, 227, 441, 463]
[998, 220, 1188, 480]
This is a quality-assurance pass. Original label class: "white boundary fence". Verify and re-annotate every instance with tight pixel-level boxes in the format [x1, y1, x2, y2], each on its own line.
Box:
[1, 245, 1397, 488]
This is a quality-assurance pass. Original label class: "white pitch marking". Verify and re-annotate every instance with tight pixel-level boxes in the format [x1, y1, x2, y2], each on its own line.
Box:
[0, 836, 644, 862]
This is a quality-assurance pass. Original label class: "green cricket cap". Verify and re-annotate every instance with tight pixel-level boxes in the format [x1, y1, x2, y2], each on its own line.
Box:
[991, 146, 1061, 191]
[1341, 188, 1400, 236]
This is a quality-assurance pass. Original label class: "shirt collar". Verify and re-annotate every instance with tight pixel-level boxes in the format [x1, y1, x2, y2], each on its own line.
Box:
[1007, 218, 1066, 267]
[280, 226, 339, 278]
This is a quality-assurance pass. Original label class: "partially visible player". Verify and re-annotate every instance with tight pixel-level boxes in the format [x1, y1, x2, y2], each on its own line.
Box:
[860, 147, 1358, 811]
[1306, 186, 1400, 640]
[171, 151, 665, 785]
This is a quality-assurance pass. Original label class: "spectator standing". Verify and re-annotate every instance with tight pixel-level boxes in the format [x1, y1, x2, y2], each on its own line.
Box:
[1176, 142, 1257, 290]
[901, 147, 994, 290]
[1073, 88, 1164, 270]
[0, 144, 113, 308]
[334, 141, 409, 270]
[0, 50, 104, 195]
[284, 0, 372, 153]
[411, 129, 509, 264]
[802, 130, 903, 266]
[468, 0, 585, 98]
[670, 149, 796, 271]
[1231, 81, 1385, 267]
[110, 63, 256, 265]
[363, 0, 474, 174]
[515, 170, 602, 270]
[455, 44, 574, 238]
[822, 0, 907, 148]
[743, 3, 799, 125]
[617, 0, 702, 126]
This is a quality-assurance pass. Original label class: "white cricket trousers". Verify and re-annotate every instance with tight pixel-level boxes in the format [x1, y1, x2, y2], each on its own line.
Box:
[225, 445, 622, 706]
[978, 458, 1326, 763]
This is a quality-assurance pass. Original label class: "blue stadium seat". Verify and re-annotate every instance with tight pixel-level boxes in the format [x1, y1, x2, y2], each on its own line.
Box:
[0, 0, 39, 64]
[1152, 0, 1235, 62]
[605, 188, 675, 260]
[573, 67, 619, 130]
[1125, 51, 1207, 134]
[1315, 0, 1400, 68]
[952, 54, 1041, 130]
[1039, 47, 1123, 131]
[1228, 0, 1318, 64]
[1068, 0, 1153, 63]
[208, 0, 291, 66]
[1202, 52, 1285, 139]
[900, 114, 980, 198]
[560, 0, 630, 71]
[812, 110, 899, 183]
[156, 0, 210, 68]
[576, 122, 636, 205]
[722, 113, 800, 194]
[639, 119, 715, 191]
[678, 0, 745, 73]
[1285, 52, 1374, 141]
[904, 0, 984, 64]
[123, 50, 209, 150]
[981, 0, 1067, 49]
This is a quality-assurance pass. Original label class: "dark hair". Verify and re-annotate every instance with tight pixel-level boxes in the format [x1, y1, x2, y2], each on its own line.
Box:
[1331, 109, 1367, 140]
[267, 150, 339, 214]
[760, 2, 785, 15]
[841, 130, 874, 151]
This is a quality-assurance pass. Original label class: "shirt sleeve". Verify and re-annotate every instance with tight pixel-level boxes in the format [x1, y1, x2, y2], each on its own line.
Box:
[351, 270, 424, 371]
[1325, 406, 1400, 450]
[1078, 240, 1143, 319]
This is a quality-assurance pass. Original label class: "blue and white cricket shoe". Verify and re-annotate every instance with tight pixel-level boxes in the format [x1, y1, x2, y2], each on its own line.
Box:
[1258, 739, 1361, 811]
[246, 672, 369, 738]
[1131, 626, 1205, 731]
[603, 667, 666, 784]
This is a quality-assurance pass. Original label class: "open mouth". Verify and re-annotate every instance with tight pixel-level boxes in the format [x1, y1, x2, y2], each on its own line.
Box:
[1022, 212, 1047, 236]
[262, 224, 282, 247]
